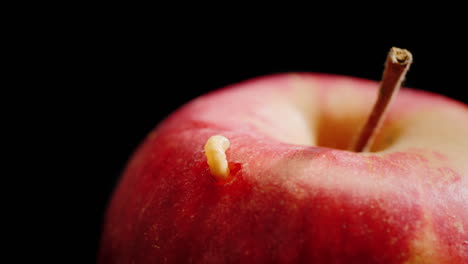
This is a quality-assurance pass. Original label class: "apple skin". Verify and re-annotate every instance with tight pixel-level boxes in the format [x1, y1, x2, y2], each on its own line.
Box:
[99, 73, 468, 263]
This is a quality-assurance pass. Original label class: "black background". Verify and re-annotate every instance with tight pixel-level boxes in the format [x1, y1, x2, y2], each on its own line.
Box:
[49, 20, 468, 263]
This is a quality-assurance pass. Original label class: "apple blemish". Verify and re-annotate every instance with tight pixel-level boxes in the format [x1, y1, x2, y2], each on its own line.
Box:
[204, 135, 231, 180]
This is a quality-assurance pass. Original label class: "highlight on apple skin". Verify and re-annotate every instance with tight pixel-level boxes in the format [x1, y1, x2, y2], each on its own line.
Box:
[99, 72, 468, 263]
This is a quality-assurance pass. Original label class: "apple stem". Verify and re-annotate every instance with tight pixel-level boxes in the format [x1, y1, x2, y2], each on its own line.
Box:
[352, 47, 413, 152]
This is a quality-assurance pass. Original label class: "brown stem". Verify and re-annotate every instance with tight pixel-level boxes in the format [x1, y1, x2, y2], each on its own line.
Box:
[352, 47, 413, 152]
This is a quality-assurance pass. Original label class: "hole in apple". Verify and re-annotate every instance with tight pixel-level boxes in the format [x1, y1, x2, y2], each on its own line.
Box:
[212, 162, 242, 185]
[229, 162, 242, 176]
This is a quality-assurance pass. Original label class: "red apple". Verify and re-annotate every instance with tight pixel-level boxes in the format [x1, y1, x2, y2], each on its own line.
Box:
[99, 54, 468, 263]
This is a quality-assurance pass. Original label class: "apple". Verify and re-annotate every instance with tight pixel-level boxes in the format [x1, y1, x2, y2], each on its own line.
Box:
[99, 49, 468, 263]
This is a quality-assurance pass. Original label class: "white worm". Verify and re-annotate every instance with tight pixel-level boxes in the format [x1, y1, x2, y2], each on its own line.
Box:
[204, 135, 230, 179]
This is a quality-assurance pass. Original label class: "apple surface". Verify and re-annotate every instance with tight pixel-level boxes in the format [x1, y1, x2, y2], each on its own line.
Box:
[99, 73, 468, 263]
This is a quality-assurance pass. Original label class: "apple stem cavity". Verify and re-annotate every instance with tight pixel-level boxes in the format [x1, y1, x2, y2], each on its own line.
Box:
[204, 135, 231, 180]
[352, 47, 413, 152]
